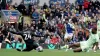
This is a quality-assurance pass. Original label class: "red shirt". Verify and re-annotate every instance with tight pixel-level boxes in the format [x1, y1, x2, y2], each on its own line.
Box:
[83, 0, 90, 9]
[6, 4, 10, 10]
[51, 37, 58, 44]
[57, 23, 64, 30]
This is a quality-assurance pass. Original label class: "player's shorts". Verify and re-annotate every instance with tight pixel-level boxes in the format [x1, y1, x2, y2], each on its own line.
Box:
[80, 41, 90, 52]
[98, 40, 100, 49]
[97, 31, 100, 37]
[64, 33, 73, 39]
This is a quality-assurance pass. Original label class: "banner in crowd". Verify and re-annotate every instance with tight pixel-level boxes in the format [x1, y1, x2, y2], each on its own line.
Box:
[1, 43, 58, 49]
[1, 10, 20, 23]
[49, 0, 65, 6]
[24, 0, 39, 5]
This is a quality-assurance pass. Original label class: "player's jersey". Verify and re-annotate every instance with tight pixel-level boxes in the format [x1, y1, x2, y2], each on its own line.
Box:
[10, 30, 40, 44]
[86, 33, 99, 47]
[66, 23, 74, 33]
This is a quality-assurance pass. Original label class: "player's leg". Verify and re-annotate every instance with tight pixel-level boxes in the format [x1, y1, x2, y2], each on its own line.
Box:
[16, 42, 39, 52]
[73, 47, 82, 52]
[62, 33, 73, 49]
[0, 37, 3, 49]
[0, 42, 2, 49]
[67, 42, 80, 49]
[5, 38, 13, 48]
[98, 31, 100, 49]
[68, 42, 80, 48]
[16, 44, 33, 52]
[5, 38, 11, 43]
[22, 45, 34, 51]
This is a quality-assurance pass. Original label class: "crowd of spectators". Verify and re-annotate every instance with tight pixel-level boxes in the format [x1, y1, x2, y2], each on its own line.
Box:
[0, 0, 100, 45]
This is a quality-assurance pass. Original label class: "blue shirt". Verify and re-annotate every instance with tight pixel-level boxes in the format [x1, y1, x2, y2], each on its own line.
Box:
[32, 12, 39, 19]
[77, 0, 84, 5]
[66, 23, 73, 33]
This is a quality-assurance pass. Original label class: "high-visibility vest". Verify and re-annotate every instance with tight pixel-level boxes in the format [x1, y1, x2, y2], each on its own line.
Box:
[18, 16, 23, 23]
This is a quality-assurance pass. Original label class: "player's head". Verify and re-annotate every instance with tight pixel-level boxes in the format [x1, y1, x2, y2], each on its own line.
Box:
[92, 27, 97, 34]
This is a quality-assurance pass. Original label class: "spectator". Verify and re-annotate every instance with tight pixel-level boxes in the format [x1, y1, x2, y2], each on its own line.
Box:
[6, 3, 10, 10]
[31, 21, 36, 29]
[9, 5, 15, 10]
[37, 20, 43, 29]
[1, 0, 6, 9]
[71, 13, 78, 24]
[45, 36, 51, 44]
[94, 0, 100, 9]
[77, 0, 84, 11]
[88, 0, 94, 9]
[44, 30, 50, 38]
[32, 10, 39, 22]
[83, 0, 90, 10]
[17, 3, 27, 15]
[77, 0, 84, 5]
[57, 21, 64, 35]
[9, 25, 16, 32]
[28, 3, 33, 15]
[13, 3, 18, 10]
[43, 3, 48, 9]
[50, 35, 58, 45]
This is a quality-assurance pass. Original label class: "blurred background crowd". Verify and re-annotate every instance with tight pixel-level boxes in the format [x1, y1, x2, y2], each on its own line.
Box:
[0, 0, 100, 45]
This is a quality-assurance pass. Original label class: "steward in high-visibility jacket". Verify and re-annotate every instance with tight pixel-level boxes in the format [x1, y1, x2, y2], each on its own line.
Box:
[18, 15, 23, 23]
[18, 15, 23, 31]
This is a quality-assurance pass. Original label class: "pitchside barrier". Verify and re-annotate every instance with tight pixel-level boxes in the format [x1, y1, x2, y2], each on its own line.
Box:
[1, 43, 60, 49]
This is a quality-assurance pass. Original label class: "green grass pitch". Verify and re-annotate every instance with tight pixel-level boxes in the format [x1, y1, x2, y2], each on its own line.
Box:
[0, 49, 100, 56]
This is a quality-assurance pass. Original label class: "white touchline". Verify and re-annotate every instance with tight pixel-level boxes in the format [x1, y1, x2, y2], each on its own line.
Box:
[93, 53, 100, 54]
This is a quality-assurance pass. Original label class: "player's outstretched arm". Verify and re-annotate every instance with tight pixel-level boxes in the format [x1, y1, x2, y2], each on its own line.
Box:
[9, 31, 23, 36]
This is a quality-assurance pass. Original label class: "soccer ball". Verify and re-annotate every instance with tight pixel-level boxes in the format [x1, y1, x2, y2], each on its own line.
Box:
[36, 46, 43, 52]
